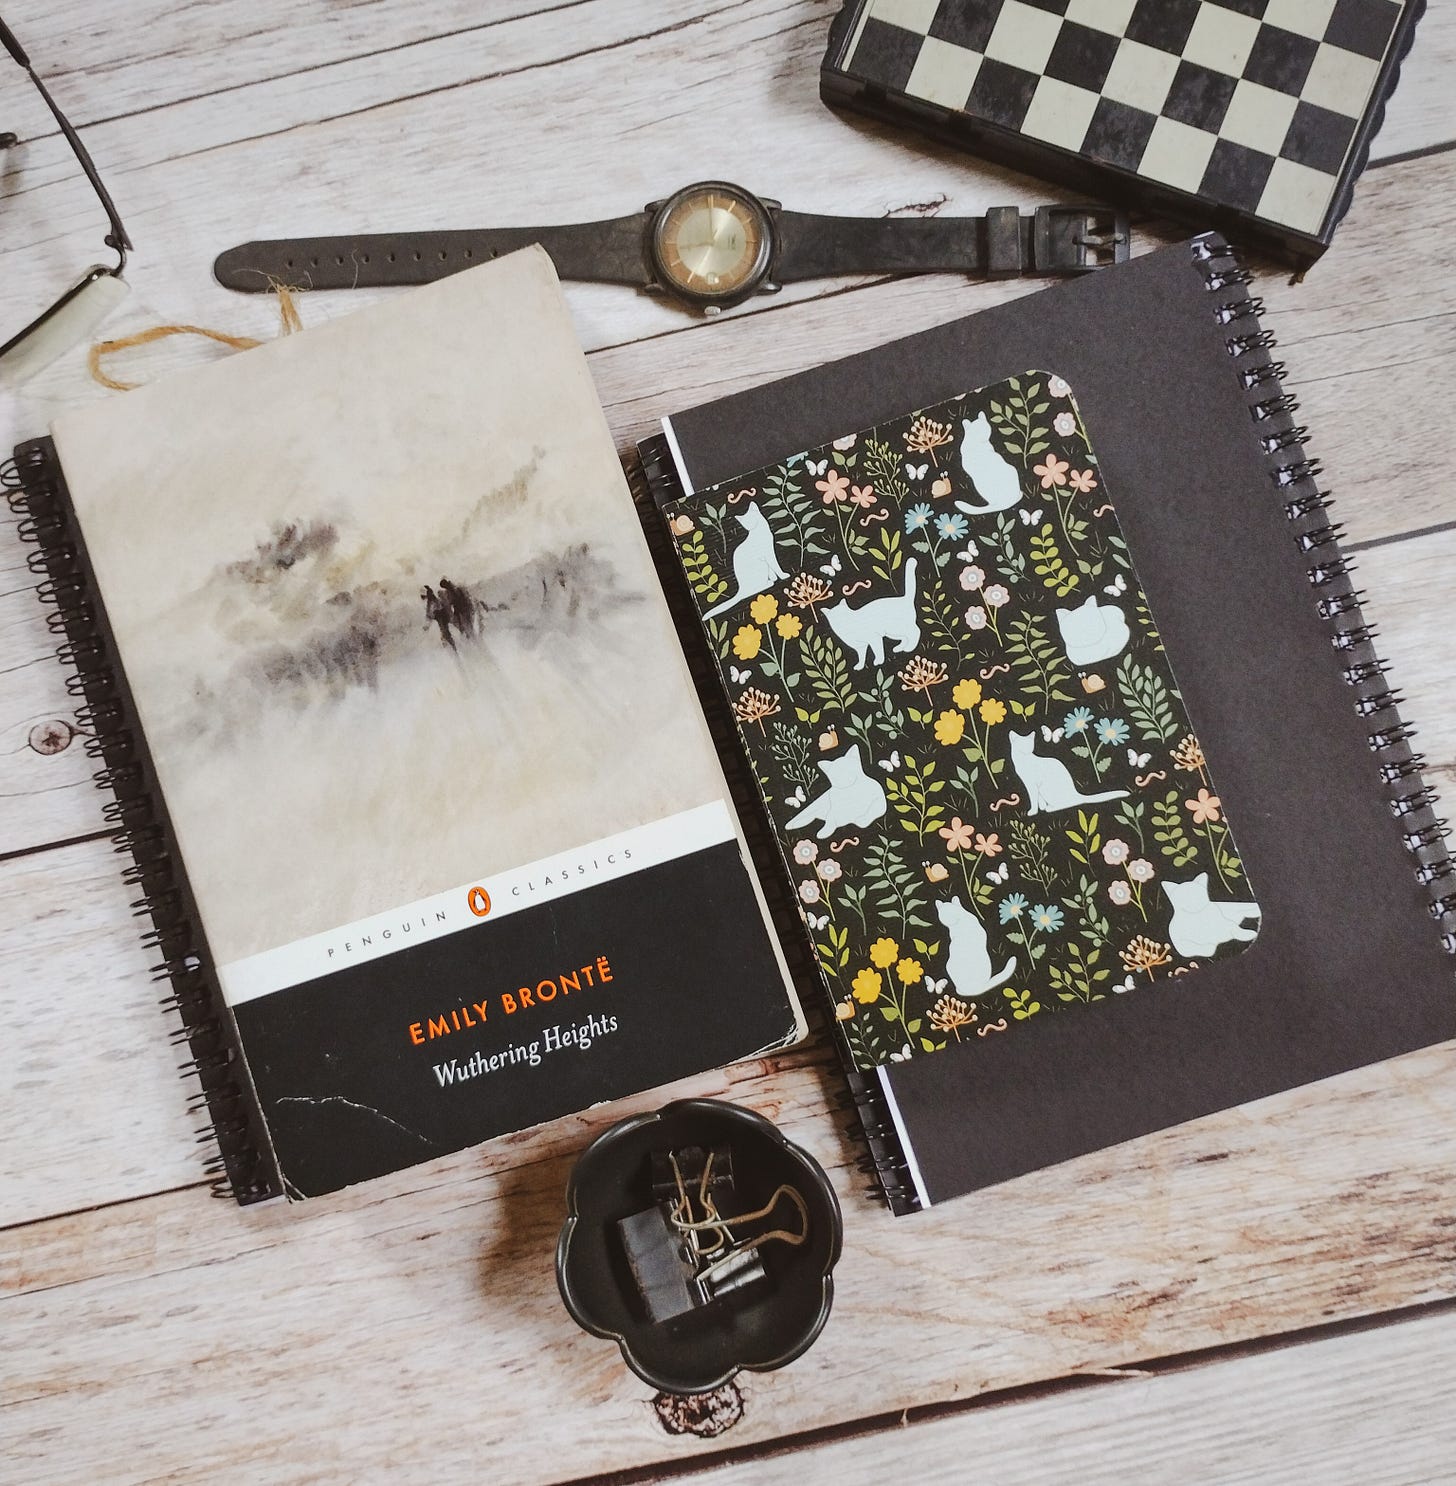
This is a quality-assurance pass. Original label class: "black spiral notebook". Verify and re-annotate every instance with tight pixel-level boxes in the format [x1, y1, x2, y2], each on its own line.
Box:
[4, 247, 805, 1204]
[639, 234, 1455, 1212]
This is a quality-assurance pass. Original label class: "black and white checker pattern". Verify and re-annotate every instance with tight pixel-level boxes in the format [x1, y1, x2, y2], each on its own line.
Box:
[841, 0, 1409, 235]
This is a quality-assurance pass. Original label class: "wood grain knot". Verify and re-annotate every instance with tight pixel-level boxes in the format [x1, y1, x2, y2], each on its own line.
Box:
[652, 1382, 744, 1438]
[28, 720, 75, 755]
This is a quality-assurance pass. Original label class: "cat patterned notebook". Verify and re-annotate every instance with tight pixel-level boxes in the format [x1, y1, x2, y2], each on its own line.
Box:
[662, 375, 1259, 1069]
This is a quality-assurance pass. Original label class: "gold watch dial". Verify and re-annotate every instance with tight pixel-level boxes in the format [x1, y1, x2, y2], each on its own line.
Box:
[651, 184, 772, 304]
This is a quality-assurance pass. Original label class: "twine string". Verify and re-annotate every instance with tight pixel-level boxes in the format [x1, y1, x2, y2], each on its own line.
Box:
[88, 282, 304, 391]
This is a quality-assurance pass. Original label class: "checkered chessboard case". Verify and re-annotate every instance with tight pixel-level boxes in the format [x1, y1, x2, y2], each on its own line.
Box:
[822, 0, 1424, 264]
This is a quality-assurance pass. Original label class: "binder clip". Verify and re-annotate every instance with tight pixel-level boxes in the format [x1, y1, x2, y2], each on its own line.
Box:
[617, 1145, 809, 1325]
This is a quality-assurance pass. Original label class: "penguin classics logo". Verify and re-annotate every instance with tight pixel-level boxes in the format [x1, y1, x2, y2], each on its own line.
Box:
[467, 886, 492, 918]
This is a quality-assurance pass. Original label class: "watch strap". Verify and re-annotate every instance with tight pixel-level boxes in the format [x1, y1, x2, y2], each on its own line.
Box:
[772, 205, 1128, 282]
[213, 214, 650, 292]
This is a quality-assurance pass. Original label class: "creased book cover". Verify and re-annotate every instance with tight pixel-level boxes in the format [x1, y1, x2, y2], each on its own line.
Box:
[49, 248, 803, 1198]
[663, 373, 1258, 1069]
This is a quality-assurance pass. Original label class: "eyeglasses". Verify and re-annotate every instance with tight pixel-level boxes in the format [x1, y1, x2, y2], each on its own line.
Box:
[0, 14, 133, 388]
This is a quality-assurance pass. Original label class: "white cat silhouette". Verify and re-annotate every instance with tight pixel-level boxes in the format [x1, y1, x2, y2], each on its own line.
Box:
[936, 899, 1017, 998]
[785, 744, 887, 839]
[702, 504, 788, 620]
[1007, 729, 1128, 814]
[1163, 874, 1260, 957]
[955, 413, 1022, 513]
[822, 558, 920, 670]
[1056, 594, 1130, 666]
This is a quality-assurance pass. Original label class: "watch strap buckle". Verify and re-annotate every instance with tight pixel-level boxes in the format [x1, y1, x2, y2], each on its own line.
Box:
[1033, 205, 1131, 274]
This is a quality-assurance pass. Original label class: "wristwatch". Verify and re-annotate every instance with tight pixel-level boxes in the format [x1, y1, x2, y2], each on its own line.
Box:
[213, 181, 1129, 315]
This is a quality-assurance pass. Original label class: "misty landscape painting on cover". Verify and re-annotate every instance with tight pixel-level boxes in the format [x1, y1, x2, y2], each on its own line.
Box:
[54, 249, 730, 967]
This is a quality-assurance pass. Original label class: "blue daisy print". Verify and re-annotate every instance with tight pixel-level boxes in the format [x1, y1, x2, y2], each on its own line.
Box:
[905, 502, 934, 534]
[934, 511, 968, 542]
[1031, 903, 1064, 933]
[1063, 706, 1094, 735]
[999, 892, 1029, 924]
[1095, 717, 1130, 746]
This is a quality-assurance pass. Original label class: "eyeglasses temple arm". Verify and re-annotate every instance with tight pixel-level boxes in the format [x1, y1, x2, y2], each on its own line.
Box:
[0, 15, 132, 266]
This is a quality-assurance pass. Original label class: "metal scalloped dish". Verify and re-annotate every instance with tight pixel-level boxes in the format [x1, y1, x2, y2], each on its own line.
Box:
[556, 1098, 843, 1394]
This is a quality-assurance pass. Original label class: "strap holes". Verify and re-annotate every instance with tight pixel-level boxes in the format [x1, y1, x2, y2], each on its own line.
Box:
[284, 259, 293, 269]
[309, 257, 319, 267]
[335, 255, 344, 265]
[439, 249, 447, 260]
[361, 253, 370, 264]
[412, 250, 422, 261]
[464, 248, 473, 259]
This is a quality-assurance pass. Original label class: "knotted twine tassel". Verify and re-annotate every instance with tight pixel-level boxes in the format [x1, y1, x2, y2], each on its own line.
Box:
[88, 282, 304, 391]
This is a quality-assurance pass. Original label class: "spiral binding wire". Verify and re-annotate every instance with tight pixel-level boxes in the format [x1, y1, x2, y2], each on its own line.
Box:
[4, 438, 279, 1203]
[1194, 235, 1456, 956]
[632, 435, 920, 1214]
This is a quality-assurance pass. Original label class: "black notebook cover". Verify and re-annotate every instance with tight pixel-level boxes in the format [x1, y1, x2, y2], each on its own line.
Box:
[643, 236, 1456, 1209]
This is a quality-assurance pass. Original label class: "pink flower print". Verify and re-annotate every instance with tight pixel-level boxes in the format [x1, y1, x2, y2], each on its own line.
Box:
[1102, 839, 1130, 866]
[984, 584, 1010, 609]
[960, 564, 986, 591]
[816, 470, 850, 504]
[1108, 880, 1132, 906]
[849, 483, 876, 508]
[1033, 454, 1069, 489]
[939, 816, 976, 852]
[1068, 468, 1098, 494]
[1049, 375, 1071, 397]
[1054, 412, 1076, 437]
[965, 606, 988, 630]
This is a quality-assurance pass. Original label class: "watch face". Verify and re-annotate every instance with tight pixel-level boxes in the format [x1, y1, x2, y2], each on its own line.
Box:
[649, 182, 773, 308]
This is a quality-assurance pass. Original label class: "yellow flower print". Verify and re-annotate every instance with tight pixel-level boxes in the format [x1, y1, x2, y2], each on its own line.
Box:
[776, 613, 802, 640]
[979, 697, 1007, 725]
[933, 709, 965, 746]
[952, 677, 982, 710]
[851, 967, 883, 1004]
[868, 936, 899, 969]
[749, 593, 779, 624]
[896, 958, 923, 985]
[731, 625, 762, 660]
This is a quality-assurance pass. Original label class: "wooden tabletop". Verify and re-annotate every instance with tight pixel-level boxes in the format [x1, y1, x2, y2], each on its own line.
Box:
[2, 4, 1454, 1481]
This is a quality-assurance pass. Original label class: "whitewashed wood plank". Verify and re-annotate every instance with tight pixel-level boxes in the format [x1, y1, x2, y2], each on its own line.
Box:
[0, 837, 199, 1224]
[1368, 0, 1456, 161]
[697, 1307, 1456, 1486]
[2, 1036, 1453, 1484]
[1353, 526, 1456, 771]
[0, 0, 589, 126]
[0, 511, 96, 855]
